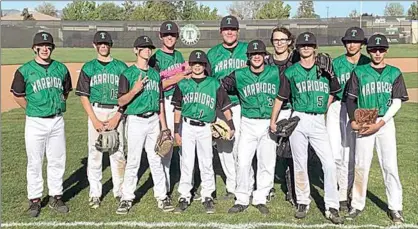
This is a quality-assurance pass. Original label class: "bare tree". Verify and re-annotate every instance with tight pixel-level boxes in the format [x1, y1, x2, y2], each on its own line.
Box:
[35, 2, 58, 17]
[227, 1, 266, 19]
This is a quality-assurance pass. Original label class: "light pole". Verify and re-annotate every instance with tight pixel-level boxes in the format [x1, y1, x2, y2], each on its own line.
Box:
[360, 0, 363, 28]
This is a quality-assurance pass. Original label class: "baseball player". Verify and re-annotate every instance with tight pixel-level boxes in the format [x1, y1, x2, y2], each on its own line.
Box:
[269, 32, 344, 224]
[207, 15, 251, 199]
[171, 50, 234, 214]
[326, 27, 370, 212]
[345, 34, 408, 224]
[75, 31, 128, 209]
[10, 31, 71, 217]
[222, 40, 280, 215]
[116, 36, 172, 214]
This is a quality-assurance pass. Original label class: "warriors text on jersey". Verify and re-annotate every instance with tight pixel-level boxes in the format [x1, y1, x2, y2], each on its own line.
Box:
[118, 66, 163, 115]
[207, 41, 248, 104]
[346, 64, 409, 116]
[10, 60, 72, 117]
[171, 77, 232, 123]
[76, 59, 128, 105]
[221, 65, 280, 119]
[277, 62, 341, 114]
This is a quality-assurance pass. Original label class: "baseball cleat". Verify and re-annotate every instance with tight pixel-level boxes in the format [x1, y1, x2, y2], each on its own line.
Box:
[339, 200, 349, 212]
[48, 196, 69, 213]
[193, 192, 202, 201]
[27, 199, 41, 217]
[345, 208, 361, 220]
[222, 192, 235, 201]
[266, 188, 275, 203]
[295, 204, 309, 219]
[325, 208, 344, 224]
[116, 200, 132, 215]
[228, 204, 248, 214]
[173, 198, 189, 214]
[388, 210, 405, 224]
[89, 197, 101, 209]
[158, 197, 175, 212]
[255, 204, 269, 215]
[203, 197, 215, 214]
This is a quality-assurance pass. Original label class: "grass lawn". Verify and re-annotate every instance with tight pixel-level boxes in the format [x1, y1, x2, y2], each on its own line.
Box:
[404, 72, 418, 89]
[1, 92, 418, 228]
[1, 44, 417, 65]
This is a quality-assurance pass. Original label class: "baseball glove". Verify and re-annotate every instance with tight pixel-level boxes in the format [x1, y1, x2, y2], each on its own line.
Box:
[315, 53, 334, 79]
[272, 116, 300, 138]
[95, 129, 120, 154]
[155, 129, 174, 157]
[211, 119, 232, 140]
[354, 108, 378, 127]
[160, 61, 191, 91]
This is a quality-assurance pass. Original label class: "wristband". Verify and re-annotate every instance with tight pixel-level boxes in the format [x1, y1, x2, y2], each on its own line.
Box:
[174, 123, 180, 134]
[117, 106, 126, 114]
[226, 119, 235, 131]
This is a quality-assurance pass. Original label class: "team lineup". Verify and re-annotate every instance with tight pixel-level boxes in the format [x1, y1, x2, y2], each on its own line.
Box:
[10, 15, 409, 225]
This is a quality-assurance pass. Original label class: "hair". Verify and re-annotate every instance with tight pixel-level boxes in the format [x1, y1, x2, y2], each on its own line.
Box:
[270, 26, 295, 51]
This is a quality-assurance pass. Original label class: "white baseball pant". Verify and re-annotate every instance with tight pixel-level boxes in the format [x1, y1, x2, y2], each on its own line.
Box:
[351, 118, 403, 211]
[87, 104, 126, 199]
[326, 101, 356, 202]
[235, 117, 277, 206]
[121, 114, 168, 201]
[25, 115, 66, 200]
[163, 96, 175, 193]
[178, 118, 215, 202]
[289, 111, 339, 210]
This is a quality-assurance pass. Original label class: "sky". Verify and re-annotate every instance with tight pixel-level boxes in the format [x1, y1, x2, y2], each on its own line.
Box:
[1, 1, 415, 18]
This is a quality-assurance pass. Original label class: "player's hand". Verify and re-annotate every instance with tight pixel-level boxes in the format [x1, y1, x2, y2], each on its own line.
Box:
[133, 72, 149, 94]
[350, 121, 362, 132]
[359, 122, 382, 136]
[104, 113, 121, 130]
[269, 123, 277, 134]
[230, 130, 235, 139]
[92, 118, 106, 132]
[175, 133, 182, 146]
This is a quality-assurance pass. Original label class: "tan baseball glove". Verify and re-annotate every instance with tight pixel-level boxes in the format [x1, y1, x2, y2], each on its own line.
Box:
[155, 129, 174, 157]
[95, 129, 120, 154]
[354, 108, 379, 128]
[211, 119, 232, 140]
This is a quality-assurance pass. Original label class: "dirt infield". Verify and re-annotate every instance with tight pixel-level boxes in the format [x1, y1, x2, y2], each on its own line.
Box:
[1, 58, 417, 113]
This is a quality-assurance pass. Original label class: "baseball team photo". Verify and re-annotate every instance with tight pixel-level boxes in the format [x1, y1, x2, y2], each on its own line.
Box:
[1, 1, 418, 228]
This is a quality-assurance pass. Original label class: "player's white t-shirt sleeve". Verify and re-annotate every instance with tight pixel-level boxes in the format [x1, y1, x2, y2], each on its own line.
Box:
[10, 70, 26, 97]
[171, 85, 182, 111]
[277, 71, 290, 101]
[382, 98, 401, 123]
[392, 73, 409, 102]
[75, 70, 90, 97]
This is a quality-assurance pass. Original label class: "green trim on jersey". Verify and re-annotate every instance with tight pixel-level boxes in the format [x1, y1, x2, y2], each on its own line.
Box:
[18, 60, 69, 117]
[332, 54, 370, 99]
[207, 41, 248, 105]
[152, 49, 185, 97]
[178, 77, 219, 123]
[82, 58, 128, 105]
[122, 66, 161, 115]
[353, 64, 401, 116]
[285, 63, 332, 114]
[235, 65, 280, 119]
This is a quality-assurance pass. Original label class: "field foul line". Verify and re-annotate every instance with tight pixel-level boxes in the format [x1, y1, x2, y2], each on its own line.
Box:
[2, 221, 418, 229]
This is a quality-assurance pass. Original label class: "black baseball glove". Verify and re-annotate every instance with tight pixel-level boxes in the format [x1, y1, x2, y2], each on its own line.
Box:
[272, 116, 300, 138]
[315, 53, 335, 80]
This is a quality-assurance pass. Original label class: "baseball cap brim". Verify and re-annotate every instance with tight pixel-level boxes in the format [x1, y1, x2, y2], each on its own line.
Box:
[136, 44, 156, 49]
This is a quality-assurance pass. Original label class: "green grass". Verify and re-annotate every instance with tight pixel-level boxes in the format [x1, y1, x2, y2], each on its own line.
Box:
[404, 72, 418, 89]
[1, 44, 417, 65]
[2, 92, 418, 228]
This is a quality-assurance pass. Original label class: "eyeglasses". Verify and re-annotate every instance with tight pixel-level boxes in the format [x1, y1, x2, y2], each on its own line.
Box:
[272, 38, 290, 44]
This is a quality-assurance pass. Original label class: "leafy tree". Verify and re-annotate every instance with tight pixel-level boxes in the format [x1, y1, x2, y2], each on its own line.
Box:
[21, 8, 35, 20]
[295, 0, 318, 18]
[408, 1, 418, 20]
[228, 1, 266, 20]
[122, 0, 136, 20]
[255, 0, 291, 19]
[384, 2, 404, 16]
[176, 0, 219, 20]
[62, 0, 98, 20]
[95, 2, 124, 20]
[129, 1, 177, 21]
[192, 5, 219, 20]
[35, 2, 58, 17]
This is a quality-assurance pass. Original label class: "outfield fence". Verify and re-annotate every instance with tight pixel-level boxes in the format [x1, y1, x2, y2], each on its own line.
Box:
[1, 16, 415, 49]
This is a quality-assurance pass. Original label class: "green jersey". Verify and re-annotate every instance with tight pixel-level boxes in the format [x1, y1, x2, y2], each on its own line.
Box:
[118, 65, 162, 115]
[75, 58, 128, 105]
[222, 65, 280, 119]
[346, 64, 409, 116]
[278, 63, 341, 114]
[10, 60, 72, 117]
[172, 77, 231, 123]
[149, 49, 185, 97]
[332, 54, 370, 100]
[207, 41, 248, 105]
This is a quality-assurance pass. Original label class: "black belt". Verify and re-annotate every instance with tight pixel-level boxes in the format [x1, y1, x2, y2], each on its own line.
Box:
[184, 117, 206, 126]
[305, 112, 321, 116]
[92, 102, 118, 109]
[136, 112, 155, 118]
[41, 113, 62, 118]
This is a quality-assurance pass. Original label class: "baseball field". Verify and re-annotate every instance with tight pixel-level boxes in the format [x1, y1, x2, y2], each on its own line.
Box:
[1, 45, 418, 229]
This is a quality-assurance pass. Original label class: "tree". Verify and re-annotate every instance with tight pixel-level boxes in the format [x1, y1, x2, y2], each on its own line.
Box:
[176, 0, 220, 20]
[95, 2, 124, 20]
[255, 0, 291, 20]
[129, 1, 177, 21]
[192, 5, 219, 20]
[295, 0, 318, 18]
[35, 2, 58, 17]
[349, 9, 359, 18]
[21, 8, 35, 20]
[62, 0, 98, 20]
[121, 0, 136, 20]
[228, 1, 266, 20]
[408, 1, 418, 20]
[384, 3, 404, 16]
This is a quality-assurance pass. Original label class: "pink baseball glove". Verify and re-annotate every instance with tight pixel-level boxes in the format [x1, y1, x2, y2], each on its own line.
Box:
[160, 61, 191, 91]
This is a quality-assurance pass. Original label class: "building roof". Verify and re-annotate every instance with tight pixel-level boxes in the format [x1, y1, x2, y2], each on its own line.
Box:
[1, 11, 60, 21]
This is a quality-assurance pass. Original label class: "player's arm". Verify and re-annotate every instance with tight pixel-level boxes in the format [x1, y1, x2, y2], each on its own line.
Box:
[10, 70, 27, 109]
[216, 86, 235, 133]
[172, 85, 182, 145]
[327, 69, 341, 109]
[220, 71, 238, 94]
[158, 82, 168, 130]
[345, 72, 361, 131]
[270, 72, 291, 131]
[118, 72, 148, 107]
[62, 69, 73, 100]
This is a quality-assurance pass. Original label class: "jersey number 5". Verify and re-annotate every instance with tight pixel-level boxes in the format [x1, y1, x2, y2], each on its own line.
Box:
[111, 89, 118, 100]
[317, 96, 323, 107]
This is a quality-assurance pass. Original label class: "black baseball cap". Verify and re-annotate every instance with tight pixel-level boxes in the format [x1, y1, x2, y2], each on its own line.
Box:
[32, 31, 54, 48]
[247, 40, 267, 54]
[189, 50, 208, 64]
[295, 32, 317, 47]
[341, 27, 367, 44]
[93, 31, 113, 45]
[133, 35, 156, 49]
[160, 21, 179, 34]
[367, 34, 389, 49]
[220, 15, 239, 29]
